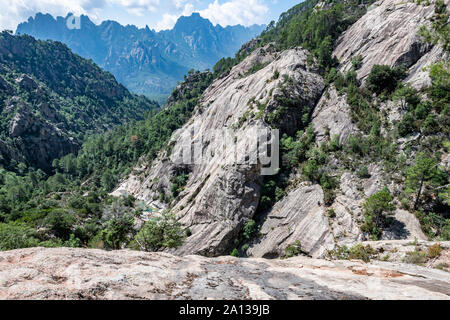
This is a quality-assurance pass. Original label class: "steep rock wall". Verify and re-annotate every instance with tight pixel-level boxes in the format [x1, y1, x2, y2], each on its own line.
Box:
[114, 45, 325, 256]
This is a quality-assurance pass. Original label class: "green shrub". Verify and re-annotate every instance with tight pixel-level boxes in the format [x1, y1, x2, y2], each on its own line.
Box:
[329, 134, 341, 151]
[284, 240, 302, 259]
[397, 112, 416, 137]
[326, 245, 350, 260]
[351, 55, 363, 70]
[243, 219, 258, 240]
[74, 222, 100, 245]
[134, 212, 184, 252]
[357, 166, 371, 179]
[327, 244, 376, 262]
[366, 65, 406, 95]
[360, 187, 395, 239]
[99, 204, 135, 250]
[327, 209, 336, 218]
[0, 222, 40, 251]
[170, 170, 189, 198]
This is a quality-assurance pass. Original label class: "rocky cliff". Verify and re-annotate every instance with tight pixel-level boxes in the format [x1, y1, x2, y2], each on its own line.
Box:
[114, 0, 448, 258]
[0, 0, 449, 301]
[0, 247, 448, 300]
[114, 45, 325, 256]
[249, 0, 449, 257]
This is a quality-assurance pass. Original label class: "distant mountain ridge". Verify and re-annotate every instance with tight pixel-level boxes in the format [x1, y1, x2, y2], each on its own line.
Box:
[16, 13, 265, 102]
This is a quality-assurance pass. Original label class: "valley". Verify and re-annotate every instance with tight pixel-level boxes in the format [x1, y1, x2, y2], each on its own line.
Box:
[0, 0, 449, 300]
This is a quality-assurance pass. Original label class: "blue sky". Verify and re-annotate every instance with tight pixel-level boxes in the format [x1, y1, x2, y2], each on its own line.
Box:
[0, 0, 301, 32]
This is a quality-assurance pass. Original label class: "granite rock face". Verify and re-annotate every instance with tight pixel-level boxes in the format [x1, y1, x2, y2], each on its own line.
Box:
[311, 85, 357, 145]
[0, 247, 449, 300]
[248, 184, 335, 259]
[333, 0, 441, 82]
[113, 0, 446, 259]
[114, 46, 325, 257]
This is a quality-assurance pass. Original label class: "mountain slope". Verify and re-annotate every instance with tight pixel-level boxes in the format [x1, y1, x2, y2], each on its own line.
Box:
[113, 0, 449, 258]
[0, 31, 158, 172]
[16, 13, 265, 102]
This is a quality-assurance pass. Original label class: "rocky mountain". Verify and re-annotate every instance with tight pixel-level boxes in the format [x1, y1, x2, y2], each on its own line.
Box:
[0, 244, 449, 299]
[16, 13, 265, 103]
[0, 31, 158, 172]
[113, 0, 449, 258]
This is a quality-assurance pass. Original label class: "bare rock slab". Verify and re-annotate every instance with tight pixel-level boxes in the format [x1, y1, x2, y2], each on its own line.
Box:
[0, 248, 449, 300]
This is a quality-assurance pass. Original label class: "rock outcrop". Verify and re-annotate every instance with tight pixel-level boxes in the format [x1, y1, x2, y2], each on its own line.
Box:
[363, 240, 450, 265]
[248, 184, 335, 259]
[7, 108, 79, 171]
[0, 248, 448, 300]
[334, 0, 441, 82]
[311, 85, 357, 145]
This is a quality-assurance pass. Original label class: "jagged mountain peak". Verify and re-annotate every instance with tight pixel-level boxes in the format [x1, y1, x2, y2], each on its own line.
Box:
[172, 12, 214, 32]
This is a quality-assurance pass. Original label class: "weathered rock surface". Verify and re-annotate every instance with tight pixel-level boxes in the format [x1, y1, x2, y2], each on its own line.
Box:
[114, 45, 325, 257]
[0, 247, 448, 300]
[334, 0, 442, 82]
[383, 210, 428, 241]
[248, 184, 335, 259]
[312, 85, 357, 145]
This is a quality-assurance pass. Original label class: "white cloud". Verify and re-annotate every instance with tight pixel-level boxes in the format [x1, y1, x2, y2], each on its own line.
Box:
[154, 0, 268, 31]
[199, 0, 268, 26]
[155, 3, 195, 31]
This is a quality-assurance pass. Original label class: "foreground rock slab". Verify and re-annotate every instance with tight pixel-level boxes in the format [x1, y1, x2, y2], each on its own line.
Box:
[0, 248, 449, 300]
